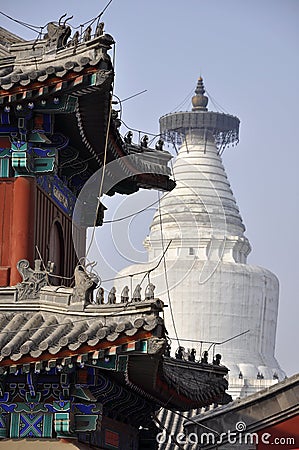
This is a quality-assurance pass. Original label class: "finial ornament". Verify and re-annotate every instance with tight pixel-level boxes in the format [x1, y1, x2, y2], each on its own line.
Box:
[192, 76, 209, 111]
[160, 75, 240, 151]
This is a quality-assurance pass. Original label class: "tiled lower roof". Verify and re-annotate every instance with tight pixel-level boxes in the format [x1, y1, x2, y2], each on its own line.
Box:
[0, 275, 165, 372]
[156, 408, 203, 450]
[0, 308, 162, 364]
[0, 263, 232, 411]
[156, 404, 226, 450]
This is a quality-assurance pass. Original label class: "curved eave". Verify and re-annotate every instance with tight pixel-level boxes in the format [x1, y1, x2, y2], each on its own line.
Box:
[56, 82, 112, 170]
[126, 355, 231, 411]
[107, 129, 175, 194]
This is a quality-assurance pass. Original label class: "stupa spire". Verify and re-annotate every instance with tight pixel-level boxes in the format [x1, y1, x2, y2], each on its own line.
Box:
[192, 76, 209, 111]
[160, 76, 239, 152]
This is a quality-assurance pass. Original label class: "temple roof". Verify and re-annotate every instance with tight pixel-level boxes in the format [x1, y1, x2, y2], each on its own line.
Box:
[0, 21, 175, 196]
[0, 259, 231, 411]
[0, 34, 114, 89]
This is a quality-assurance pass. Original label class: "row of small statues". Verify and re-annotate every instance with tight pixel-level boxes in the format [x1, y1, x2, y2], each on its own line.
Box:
[68, 22, 105, 47]
[124, 131, 164, 151]
[44, 15, 106, 50]
[95, 283, 156, 304]
[169, 347, 222, 365]
[238, 371, 278, 380]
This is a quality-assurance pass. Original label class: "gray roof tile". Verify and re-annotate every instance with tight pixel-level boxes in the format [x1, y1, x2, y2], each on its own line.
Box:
[58, 322, 88, 347]
[106, 332, 120, 342]
[0, 280, 165, 365]
[38, 318, 73, 351]
[125, 327, 139, 337]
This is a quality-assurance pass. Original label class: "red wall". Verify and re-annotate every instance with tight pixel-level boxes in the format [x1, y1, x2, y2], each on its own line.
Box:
[0, 177, 35, 285]
[257, 415, 299, 450]
[0, 177, 85, 287]
[0, 179, 14, 285]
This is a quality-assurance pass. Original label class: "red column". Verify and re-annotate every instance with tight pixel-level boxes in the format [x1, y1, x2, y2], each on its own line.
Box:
[10, 177, 36, 285]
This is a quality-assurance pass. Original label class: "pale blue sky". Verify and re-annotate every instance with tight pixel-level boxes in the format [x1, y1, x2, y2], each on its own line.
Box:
[1, 0, 298, 375]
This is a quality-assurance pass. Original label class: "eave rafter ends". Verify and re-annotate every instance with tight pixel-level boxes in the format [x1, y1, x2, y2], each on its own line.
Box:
[0, 335, 152, 376]
[0, 67, 113, 105]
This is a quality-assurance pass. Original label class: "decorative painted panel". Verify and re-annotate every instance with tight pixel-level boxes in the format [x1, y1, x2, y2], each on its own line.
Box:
[0, 414, 7, 438]
[10, 412, 53, 438]
[0, 399, 102, 439]
[36, 174, 76, 217]
[0, 158, 9, 177]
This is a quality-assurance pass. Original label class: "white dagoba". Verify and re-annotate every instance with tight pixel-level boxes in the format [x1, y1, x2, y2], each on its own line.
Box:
[116, 78, 285, 398]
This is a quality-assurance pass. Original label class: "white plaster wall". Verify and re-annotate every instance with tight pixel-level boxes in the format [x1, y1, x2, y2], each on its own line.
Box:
[115, 130, 285, 397]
